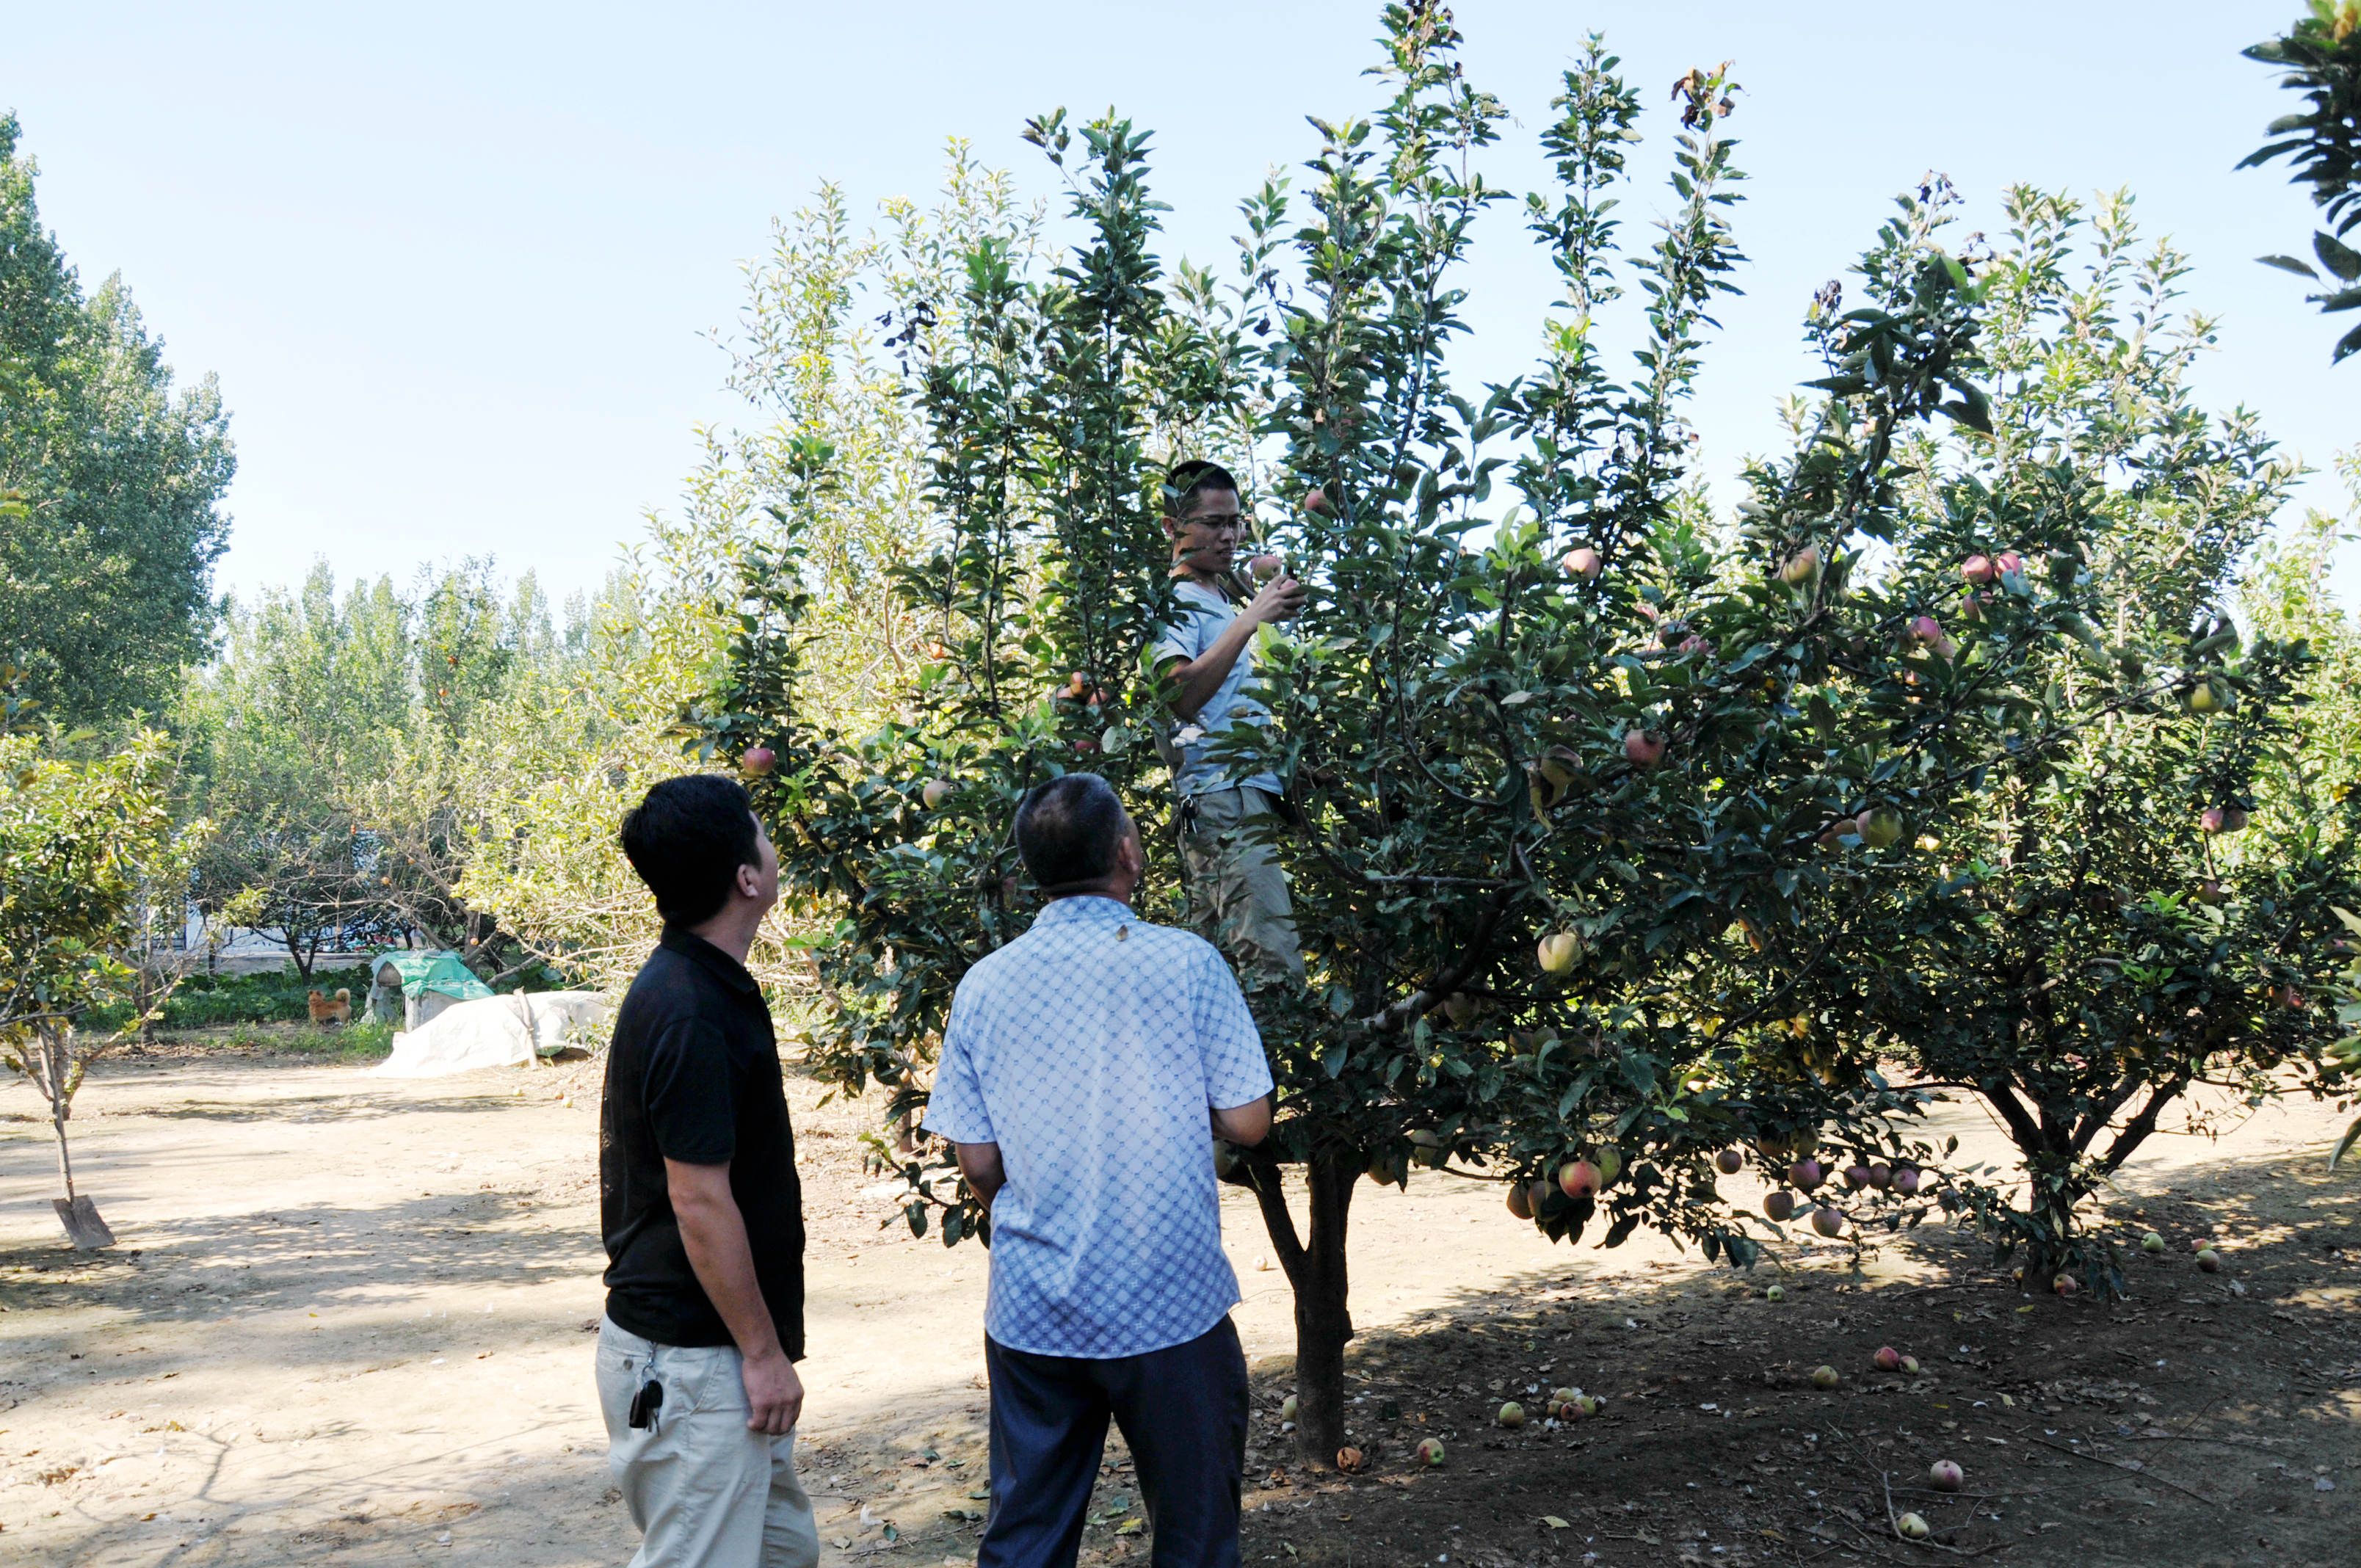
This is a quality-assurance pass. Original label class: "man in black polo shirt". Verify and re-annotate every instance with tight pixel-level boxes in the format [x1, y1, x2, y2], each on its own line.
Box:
[595, 774, 816, 1568]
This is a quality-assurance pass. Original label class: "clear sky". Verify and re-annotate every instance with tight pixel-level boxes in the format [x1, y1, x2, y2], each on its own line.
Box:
[9, 2, 2353, 610]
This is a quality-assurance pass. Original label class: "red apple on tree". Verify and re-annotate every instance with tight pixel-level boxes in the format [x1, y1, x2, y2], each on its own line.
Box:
[1763, 1190, 1796, 1222]
[1788, 1157, 1824, 1191]
[1960, 553, 1997, 585]
[1715, 1147, 1744, 1175]
[1304, 487, 1332, 516]
[922, 779, 953, 810]
[741, 746, 777, 777]
[1994, 549, 2025, 578]
[1777, 545, 1821, 584]
[1557, 1158, 1602, 1200]
[1811, 1205, 1846, 1238]
[1562, 545, 1603, 580]
[1623, 728, 1667, 769]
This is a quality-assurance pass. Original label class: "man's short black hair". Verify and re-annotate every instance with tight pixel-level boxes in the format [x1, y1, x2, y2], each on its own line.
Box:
[1164, 459, 1241, 518]
[1015, 774, 1131, 895]
[619, 774, 761, 928]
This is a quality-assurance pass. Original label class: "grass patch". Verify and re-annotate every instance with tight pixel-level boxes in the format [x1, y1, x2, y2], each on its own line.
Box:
[165, 1018, 396, 1062]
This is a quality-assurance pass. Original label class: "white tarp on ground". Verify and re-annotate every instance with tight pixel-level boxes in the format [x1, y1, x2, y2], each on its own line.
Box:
[370, 991, 607, 1079]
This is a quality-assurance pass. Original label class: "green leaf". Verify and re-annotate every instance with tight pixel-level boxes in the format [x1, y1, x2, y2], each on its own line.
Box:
[2259, 253, 2322, 279]
[2315, 231, 2361, 283]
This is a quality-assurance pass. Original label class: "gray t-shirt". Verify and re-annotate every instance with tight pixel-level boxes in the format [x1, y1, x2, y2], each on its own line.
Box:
[1150, 578, 1285, 799]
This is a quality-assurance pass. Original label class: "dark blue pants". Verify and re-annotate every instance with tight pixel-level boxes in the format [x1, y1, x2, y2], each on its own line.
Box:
[979, 1317, 1249, 1568]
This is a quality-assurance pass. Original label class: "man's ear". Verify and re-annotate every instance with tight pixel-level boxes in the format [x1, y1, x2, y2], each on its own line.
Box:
[1161, 514, 1183, 543]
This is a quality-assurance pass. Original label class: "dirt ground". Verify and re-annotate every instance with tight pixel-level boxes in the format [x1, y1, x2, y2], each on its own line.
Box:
[2, 1028, 2355, 1568]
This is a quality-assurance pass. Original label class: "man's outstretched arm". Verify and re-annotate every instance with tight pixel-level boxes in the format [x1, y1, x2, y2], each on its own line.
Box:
[1211, 1093, 1272, 1147]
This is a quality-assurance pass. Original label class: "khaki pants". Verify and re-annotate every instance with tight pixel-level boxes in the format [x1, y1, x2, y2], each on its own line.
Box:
[1180, 785, 1305, 990]
[595, 1317, 819, 1568]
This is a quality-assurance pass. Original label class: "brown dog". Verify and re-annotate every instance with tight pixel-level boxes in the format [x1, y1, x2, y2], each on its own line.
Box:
[307, 987, 352, 1026]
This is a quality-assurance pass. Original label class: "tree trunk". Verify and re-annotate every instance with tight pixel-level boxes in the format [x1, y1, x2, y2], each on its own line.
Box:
[1238, 1144, 1360, 1468]
[1290, 1150, 1357, 1465]
[44, 1028, 76, 1203]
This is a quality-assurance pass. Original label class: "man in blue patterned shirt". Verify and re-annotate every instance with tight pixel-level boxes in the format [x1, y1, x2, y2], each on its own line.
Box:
[924, 773, 1274, 1568]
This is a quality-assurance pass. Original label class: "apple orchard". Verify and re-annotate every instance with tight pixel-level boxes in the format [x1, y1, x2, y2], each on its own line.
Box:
[706, 6, 2361, 1466]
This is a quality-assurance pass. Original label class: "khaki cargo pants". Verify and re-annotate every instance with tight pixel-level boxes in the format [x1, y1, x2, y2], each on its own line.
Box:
[595, 1317, 819, 1568]
[1180, 785, 1305, 990]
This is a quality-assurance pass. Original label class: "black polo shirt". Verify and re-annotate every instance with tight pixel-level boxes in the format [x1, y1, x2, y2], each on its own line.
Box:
[599, 926, 805, 1354]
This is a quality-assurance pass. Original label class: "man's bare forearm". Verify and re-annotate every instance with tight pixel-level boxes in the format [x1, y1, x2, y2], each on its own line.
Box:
[955, 1141, 1007, 1212]
[1167, 614, 1259, 722]
[669, 1169, 782, 1362]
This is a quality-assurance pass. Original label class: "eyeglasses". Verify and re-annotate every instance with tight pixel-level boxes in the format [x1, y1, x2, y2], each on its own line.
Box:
[1180, 512, 1244, 533]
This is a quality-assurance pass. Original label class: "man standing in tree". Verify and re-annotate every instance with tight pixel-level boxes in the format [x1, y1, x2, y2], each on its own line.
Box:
[925, 773, 1274, 1567]
[1151, 460, 1307, 987]
[595, 774, 816, 1568]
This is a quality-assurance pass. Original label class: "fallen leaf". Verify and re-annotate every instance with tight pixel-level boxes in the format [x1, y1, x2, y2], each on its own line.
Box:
[1543, 1515, 1570, 1529]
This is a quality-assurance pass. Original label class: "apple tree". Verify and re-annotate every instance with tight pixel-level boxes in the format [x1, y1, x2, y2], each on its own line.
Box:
[1819, 192, 2360, 1295]
[710, 7, 2083, 1463]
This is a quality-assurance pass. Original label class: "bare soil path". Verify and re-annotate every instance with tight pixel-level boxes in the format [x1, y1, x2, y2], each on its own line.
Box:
[2, 1034, 2354, 1567]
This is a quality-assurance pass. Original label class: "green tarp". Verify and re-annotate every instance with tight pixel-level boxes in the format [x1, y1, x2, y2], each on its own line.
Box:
[369, 950, 493, 1003]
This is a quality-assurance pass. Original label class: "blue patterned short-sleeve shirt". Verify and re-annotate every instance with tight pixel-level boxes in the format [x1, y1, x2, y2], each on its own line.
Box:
[922, 896, 1273, 1359]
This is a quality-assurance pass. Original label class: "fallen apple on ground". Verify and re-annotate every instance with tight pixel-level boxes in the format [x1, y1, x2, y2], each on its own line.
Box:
[1498, 1401, 1526, 1429]
[1872, 1346, 1902, 1373]
[1929, 1459, 1964, 1492]
[2141, 1230, 2166, 1255]
[1415, 1437, 1445, 1467]
[1811, 1365, 1840, 1390]
[1280, 1394, 1298, 1423]
[1764, 1284, 1785, 1302]
[2197, 1247, 2222, 1273]
[1896, 1512, 1930, 1541]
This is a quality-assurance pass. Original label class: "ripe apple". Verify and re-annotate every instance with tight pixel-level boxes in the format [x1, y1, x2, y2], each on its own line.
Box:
[1498, 1400, 1526, 1429]
[741, 746, 777, 777]
[2197, 1246, 2222, 1273]
[1715, 1148, 1744, 1175]
[1896, 1511, 1931, 1542]
[1929, 1459, 1964, 1492]
[1563, 545, 1603, 580]
[1764, 1190, 1796, 1222]
[1900, 1354, 1921, 1375]
[1818, 816, 1857, 849]
[1857, 807, 1904, 849]
[922, 778, 952, 810]
[1558, 1158, 1602, 1200]
[1993, 550, 2025, 578]
[1893, 1166, 1921, 1195]
[1845, 1164, 1874, 1191]
[1305, 487, 1332, 515]
[1778, 546, 1821, 584]
[1907, 614, 1945, 647]
[1415, 1437, 1446, 1467]
[1788, 1158, 1825, 1191]
[1811, 1365, 1840, 1390]
[1872, 1346, 1901, 1373]
[1537, 932, 1583, 974]
[1073, 738, 1099, 755]
[1280, 1394, 1299, 1422]
[2141, 1230, 2166, 1255]
[1506, 1182, 1534, 1221]
[1961, 553, 1997, 585]
[1869, 1164, 1892, 1190]
[2053, 1272, 2081, 1297]
[1249, 553, 1284, 582]
[1624, 728, 1667, 769]
[1812, 1206, 1846, 1238]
